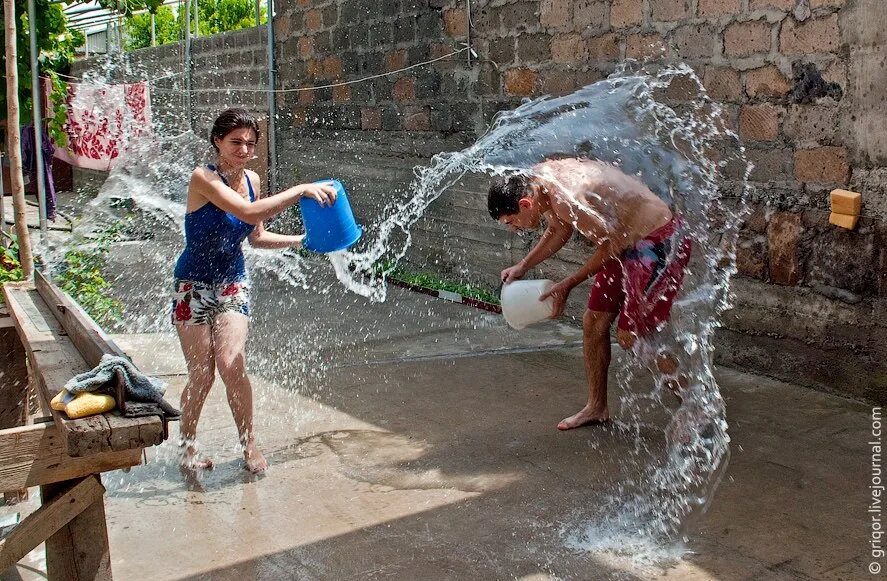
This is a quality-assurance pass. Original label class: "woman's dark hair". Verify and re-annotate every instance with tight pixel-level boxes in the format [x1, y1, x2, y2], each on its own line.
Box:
[488, 174, 530, 220]
[209, 108, 260, 151]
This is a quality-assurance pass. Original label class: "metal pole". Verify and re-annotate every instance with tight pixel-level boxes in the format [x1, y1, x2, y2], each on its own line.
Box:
[27, 0, 47, 234]
[184, 0, 192, 128]
[255, 0, 260, 25]
[193, 0, 198, 37]
[151, 12, 156, 46]
[266, 0, 277, 192]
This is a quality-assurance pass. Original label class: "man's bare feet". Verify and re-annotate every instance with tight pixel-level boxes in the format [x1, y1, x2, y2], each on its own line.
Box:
[557, 406, 610, 430]
[243, 439, 268, 474]
[179, 440, 214, 471]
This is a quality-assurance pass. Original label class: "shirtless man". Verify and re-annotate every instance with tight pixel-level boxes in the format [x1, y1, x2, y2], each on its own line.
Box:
[488, 157, 691, 430]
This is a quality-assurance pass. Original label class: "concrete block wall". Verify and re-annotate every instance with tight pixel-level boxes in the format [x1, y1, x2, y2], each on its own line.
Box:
[71, 27, 272, 187]
[270, 0, 886, 401]
[69, 0, 886, 400]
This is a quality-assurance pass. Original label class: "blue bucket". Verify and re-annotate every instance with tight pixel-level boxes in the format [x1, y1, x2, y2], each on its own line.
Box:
[300, 179, 363, 253]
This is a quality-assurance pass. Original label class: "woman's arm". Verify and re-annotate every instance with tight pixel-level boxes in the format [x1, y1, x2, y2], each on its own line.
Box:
[191, 168, 336, 226]
[246, 170, 308, 249]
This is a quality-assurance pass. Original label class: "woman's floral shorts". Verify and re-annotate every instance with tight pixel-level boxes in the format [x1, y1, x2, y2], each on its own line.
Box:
[171, 279, 250, 326]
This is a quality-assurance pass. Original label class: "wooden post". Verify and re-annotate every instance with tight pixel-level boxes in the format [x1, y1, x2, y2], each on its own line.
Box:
[40, 477, 112, 581]
[2, 0, 34, 278]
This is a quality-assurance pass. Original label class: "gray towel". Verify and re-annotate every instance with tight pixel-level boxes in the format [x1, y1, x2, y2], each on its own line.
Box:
[63, 354, 179, 417]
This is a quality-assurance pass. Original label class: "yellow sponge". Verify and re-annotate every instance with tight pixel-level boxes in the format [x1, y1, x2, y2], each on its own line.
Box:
[50, 390, 73, 411]
[829, 212, 859, 230]
[830, 189, 861, 216]
[54, 392, 116, 419]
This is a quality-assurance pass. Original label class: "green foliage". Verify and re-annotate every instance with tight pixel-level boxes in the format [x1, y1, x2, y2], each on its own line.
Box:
[55, 223, 125, 326]
[199, 0, 266, 34]
[374, 260, 500, 305]
[96, 0, 165, 17]
[124, 5, 179, 51]
[0, 240, 25, 297]
[0, 0, 84, 145]
[123, 0, 266, 51]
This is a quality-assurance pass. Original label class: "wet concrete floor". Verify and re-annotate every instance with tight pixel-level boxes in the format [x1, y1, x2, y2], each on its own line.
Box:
[1, 257, 875, 580]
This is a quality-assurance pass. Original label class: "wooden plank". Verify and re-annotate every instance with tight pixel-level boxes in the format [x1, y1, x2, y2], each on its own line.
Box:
[0, 422, 143, 493]
[35, 271, 128, 368]
[41, 476, 112, 581]
[3, 284, 165, 457]
[0, 476, 105, 572]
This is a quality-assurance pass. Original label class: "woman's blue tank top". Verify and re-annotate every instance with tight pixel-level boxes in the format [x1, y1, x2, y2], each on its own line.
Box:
[174, 165, 256, 284]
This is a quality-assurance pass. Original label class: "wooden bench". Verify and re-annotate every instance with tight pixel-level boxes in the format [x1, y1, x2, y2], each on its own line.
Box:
[0, 271, 173, 579]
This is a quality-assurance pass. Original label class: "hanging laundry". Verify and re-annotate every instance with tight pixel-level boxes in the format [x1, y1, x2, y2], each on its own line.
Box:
[49, 81, 153, 171]
[21, 124, 57, 221]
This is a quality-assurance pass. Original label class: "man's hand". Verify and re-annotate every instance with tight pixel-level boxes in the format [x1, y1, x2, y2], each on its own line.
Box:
[617, 327, 637, 351]
[501, 263, 528, 283]
[540, 279, 574, 318]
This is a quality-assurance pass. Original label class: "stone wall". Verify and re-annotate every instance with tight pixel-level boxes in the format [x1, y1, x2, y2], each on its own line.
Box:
[270, 0, 886, 401]
[71, 27, 271, 188]
[70, 0, 887, 401]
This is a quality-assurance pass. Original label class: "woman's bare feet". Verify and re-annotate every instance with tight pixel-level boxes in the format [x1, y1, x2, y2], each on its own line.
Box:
[179, 440, 214, 471]
[243, 439, 268, 474]
[557, 405, 610, 430]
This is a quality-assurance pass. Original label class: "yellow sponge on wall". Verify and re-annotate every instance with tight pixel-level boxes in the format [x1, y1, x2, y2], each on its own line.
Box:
[829, 212, 859, 230]
[830, 189, 861, 215]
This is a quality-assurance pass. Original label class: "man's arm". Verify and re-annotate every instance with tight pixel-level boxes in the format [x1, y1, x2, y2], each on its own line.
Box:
[507, 216, 574, 278]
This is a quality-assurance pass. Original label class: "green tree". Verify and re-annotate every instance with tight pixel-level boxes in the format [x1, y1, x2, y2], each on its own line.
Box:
[123, 5, 179, 51]
[198, 0, 266, 35]
[122, 0, 266, 51]
[0, 0, 84, 144]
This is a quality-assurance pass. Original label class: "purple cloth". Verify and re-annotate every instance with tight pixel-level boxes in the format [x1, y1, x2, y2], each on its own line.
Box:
[21, 124, 57, 221]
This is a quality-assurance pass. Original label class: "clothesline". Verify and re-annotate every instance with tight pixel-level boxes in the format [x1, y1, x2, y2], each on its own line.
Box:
[51, 45, 475, 95]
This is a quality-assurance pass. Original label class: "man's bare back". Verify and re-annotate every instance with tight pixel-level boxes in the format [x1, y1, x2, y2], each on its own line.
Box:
[533, 158, 672, 251]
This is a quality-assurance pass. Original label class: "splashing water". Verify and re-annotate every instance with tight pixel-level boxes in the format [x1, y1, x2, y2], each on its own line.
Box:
[42, 60, 749, 563]
[330, 61, 751, 557]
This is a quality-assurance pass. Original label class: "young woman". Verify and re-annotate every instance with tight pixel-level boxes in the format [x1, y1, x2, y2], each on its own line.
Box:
[172, 108, 336, 474]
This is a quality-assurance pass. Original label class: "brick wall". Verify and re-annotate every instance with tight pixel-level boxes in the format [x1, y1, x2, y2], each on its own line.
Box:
[70, 0, 886, 401]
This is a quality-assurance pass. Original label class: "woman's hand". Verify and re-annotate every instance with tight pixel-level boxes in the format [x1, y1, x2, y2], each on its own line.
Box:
[501, 263, 528, 283]
[539, 279, 574, 319]
[296, 182, 338, 206]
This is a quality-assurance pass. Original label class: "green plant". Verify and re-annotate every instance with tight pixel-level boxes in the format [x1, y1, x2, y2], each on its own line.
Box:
[372, 259, 500, 305]
[0, 240, 25, 298]
[55, 224, 125, 325]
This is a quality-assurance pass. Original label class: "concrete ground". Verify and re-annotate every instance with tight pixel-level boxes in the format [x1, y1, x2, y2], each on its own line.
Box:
[1, 262, 876, 580]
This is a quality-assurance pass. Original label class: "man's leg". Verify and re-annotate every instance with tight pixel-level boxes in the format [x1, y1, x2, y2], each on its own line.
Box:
[558, 308, 617, 430]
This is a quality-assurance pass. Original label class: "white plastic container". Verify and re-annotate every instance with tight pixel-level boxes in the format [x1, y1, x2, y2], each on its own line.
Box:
[501, 279, 555, 330]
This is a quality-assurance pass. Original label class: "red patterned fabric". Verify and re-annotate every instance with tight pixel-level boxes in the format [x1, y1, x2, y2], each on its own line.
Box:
[49, 81, 152, 171]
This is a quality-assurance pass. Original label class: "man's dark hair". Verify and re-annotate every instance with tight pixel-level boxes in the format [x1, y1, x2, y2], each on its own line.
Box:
[488, 175, 531, 220]
[210, 108, 260, 151]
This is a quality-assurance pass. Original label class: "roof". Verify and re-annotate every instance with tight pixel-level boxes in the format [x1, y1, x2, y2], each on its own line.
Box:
[63, 0, 182, 35]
